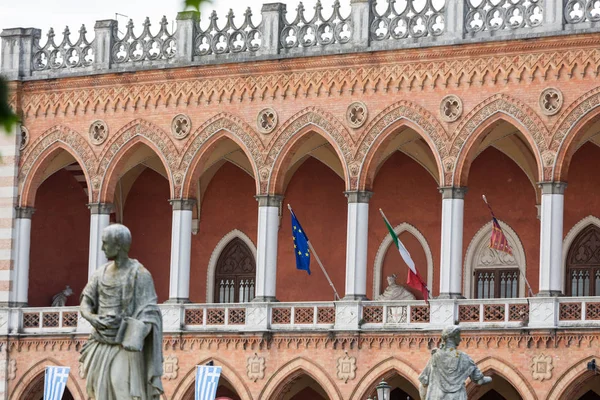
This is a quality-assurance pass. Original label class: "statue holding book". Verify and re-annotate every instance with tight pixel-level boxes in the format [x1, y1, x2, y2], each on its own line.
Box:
[79, 224, 164, 400]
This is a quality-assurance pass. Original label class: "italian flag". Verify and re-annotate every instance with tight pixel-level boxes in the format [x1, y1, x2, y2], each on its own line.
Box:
[380, 209, 430, 301]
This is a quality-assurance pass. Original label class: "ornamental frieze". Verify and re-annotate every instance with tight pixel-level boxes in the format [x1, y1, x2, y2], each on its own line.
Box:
[18, 46, 600, 120]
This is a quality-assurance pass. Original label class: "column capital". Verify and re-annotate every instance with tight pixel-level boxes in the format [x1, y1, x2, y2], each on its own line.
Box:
[87, 203, 113, 215]
[15, 207, 34, 219]
[439, 186, 468, 199]
[255, 195, 283, 207]
[169, 199, 196, 211]
[344, 191, 373, 204]
[538, 182, 567, 195]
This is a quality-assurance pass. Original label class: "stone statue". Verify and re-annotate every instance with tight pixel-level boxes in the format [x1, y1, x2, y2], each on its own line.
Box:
[79, 224, 164, 400]
[418, 325, 491, 400]
[377, 274, 416, 300]
[51, 285, 73, 307]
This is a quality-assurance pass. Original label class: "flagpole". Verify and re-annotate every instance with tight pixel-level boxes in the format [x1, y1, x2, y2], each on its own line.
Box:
[287, 204, 341, 301]
[482, 195, 535, 297]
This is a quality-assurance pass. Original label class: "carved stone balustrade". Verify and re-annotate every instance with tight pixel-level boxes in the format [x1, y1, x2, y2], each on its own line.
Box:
[6, 297, 600, 335]
[2, 0, 596, 81]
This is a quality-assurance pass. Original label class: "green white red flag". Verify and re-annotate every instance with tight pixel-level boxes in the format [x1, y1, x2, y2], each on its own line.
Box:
[380, 209, 430, 301]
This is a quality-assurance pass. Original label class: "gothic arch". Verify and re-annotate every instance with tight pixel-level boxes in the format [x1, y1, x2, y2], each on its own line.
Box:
[349, 356, 420, 400]
[547, 355, 600, 400]
[464, 220, 527, 298]
[19, 127, 95, 207]
[357, 100, 446, 189]
[259, 357, 342, 400]
[552, 86, 600, 181]
[97, 120, 176, 203]
[466, 356, 537, 400]
[562, 216, 600, 294]
[452, 94, 546, 187]
[267, 108, 351, 194]
[373, 223, 434, 298]
[206, 229, 257, 303]
[171, 356, 252, 400]
[179, 114, 262, 199]
[9, 357, 84, 400]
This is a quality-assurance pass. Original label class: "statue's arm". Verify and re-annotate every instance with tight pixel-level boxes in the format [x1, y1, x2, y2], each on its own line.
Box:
[469, 359, 492, 385]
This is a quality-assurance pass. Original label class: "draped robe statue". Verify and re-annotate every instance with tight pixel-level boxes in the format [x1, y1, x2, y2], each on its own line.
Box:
[418, 325, 491, 400]
[80, 224, 164, 400]
[377, 274, 416, 300]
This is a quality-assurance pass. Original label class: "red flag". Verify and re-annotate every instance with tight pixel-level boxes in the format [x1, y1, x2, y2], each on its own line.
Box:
[482, 195, 534, 297]
[490, 216, 513, 255]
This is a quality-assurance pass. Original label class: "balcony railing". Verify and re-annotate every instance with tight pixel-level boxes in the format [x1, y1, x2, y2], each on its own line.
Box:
[4, 297, 600, 335]
[2, 0, 599, 81]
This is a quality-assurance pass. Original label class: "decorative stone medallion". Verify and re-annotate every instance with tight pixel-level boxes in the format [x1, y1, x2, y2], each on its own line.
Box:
[247, 353, 266, 382]
[89, 120, 108, 145]
[346, 101, 368, 129]
[163, 354, 179, 380]
[7, 359, 16, 380]
[336, 353, 357, 383]
[440, 95, 463, 122]
[530, 353, 553, 381]
[171, 114, 192, 140]
[257, 108, 278, 134]
[539, 88, 563, 116]
[19, 126, 29, 151]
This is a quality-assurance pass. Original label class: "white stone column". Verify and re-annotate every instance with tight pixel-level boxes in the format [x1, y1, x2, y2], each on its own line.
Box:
[13, 207, 34, 306]
[168, 199, 195, 303]
[439, 187, 467, 299]
[344, 191, 372, 300]
[88, 203, 112, 279]
[538, 182, 566, 296]
[254, 195, 282, 302]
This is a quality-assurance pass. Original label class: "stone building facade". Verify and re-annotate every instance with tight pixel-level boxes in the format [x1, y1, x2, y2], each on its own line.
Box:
[1, 0, 600, 398]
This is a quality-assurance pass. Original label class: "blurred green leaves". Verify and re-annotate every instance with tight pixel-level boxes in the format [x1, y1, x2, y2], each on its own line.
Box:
[0, 76, 19, 132]
[184, 0, 211, 13]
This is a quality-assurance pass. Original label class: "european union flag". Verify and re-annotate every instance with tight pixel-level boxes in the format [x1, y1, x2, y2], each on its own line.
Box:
[291, 209, 311, 275]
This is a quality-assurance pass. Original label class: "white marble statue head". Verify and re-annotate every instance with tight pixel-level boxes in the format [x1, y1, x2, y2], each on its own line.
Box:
[102, 224, 132, 259]
[441, 325, 462, 348]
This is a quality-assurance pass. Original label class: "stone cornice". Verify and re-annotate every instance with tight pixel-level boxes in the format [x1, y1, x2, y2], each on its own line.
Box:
[6, 330, 599, 352]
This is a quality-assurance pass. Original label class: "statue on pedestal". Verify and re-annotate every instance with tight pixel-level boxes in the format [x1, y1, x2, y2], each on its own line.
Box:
[377, 274, 416, 300]
[79, 224, 164, 399]
[418, 325, 491, 400]
[51, 285, 73, 307]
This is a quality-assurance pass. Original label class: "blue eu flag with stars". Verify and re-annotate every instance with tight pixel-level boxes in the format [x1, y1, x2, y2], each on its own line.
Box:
[291, 209, 311, 275]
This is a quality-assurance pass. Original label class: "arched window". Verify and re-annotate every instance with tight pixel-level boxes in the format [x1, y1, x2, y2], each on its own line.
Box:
[566, 225, 600, 296]
[214, 238, 255, 303]
[464, 220, 526, 299]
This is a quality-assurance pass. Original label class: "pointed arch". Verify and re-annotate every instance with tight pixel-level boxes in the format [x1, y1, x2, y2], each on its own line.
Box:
[179, 114, 262, 199]
[373, 223, 434, 298]
[466, 356, 537, 400]
[206, 229, 257, 303]
[171, 356, 252, 400]
[547, 355, 600, 400]
[9, 357, 84, 400]
[97, 120, 176, 203]
[19, 126, 95, 207]
[553, 87, 600, 181]
[259, 357, 342, 400]
[357, 100, 446, 189]
[349, 356, 420, 400]
[464, 220, 527, 298]
[267, 108, 351, 194]
[563, 215, 600, 293]
[452, 94, 546, 187]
